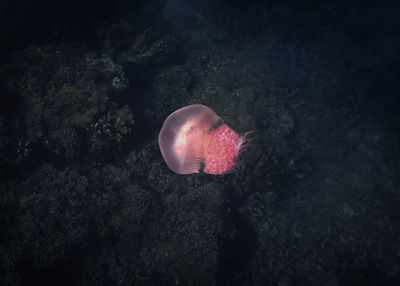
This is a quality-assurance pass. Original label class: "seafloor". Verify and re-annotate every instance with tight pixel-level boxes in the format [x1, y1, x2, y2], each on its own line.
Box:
[0, 1, 399, 285]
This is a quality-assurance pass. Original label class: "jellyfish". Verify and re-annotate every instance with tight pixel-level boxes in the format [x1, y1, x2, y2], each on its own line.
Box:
[158, 104, 248, 175]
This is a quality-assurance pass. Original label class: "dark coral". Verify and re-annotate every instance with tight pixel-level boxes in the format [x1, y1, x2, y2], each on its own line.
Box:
[0, 1, 399, 285]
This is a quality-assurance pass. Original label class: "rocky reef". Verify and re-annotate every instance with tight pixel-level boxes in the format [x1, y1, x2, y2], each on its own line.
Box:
[0, 1, 399, 286]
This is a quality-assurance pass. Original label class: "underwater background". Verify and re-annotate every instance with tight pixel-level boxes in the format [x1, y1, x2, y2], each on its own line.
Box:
[0, 0, 399, 285]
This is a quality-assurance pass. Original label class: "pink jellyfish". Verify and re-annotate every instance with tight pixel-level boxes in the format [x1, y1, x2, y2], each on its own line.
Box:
[158, 104, 248, 175]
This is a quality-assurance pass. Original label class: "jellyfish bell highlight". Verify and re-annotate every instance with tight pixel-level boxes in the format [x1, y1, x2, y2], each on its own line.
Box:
[158, 104, 248, 175]
[158, 104, 221, 174]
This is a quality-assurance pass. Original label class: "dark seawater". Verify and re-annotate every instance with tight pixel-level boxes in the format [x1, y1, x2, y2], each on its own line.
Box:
[0, 0, 399, 285]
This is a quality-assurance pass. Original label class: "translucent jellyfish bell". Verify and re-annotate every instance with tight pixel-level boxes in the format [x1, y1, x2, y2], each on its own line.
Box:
[158, 104, 221, 174]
